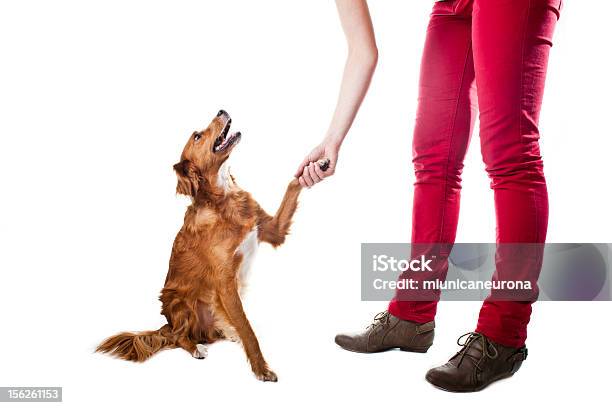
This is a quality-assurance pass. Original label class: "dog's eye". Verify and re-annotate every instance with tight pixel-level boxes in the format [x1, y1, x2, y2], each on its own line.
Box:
[193, 133, 201, 141]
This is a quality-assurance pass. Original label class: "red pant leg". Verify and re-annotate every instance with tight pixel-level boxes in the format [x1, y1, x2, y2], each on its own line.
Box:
[388, 4, 477, 323]
[472, 0, 560, 347]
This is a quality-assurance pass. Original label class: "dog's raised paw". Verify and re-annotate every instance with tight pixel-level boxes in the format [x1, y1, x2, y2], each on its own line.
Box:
[255, 368, 278, 382]
[192, 344, 208, 359]
[317, 158, 330, 172]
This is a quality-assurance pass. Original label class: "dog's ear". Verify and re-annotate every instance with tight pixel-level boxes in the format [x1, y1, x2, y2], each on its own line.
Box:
[173, 159, 200, 197]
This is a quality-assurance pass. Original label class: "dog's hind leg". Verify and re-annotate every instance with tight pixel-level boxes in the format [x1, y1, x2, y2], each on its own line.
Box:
[173, 336, 202, 359]
[161, 291, 206, 359]
[193, 344, 208, 359]
[170, 319, 212, 360]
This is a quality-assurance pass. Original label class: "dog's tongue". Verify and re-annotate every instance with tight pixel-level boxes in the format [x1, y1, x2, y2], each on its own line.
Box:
[218, 131, 240, 150]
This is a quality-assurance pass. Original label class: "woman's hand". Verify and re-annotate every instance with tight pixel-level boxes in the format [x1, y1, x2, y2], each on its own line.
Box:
[294, 0, 377, 189]
[294, 139, 340, 188]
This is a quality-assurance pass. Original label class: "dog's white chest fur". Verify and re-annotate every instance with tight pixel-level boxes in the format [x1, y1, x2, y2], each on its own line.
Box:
[236, 228, 258, 288]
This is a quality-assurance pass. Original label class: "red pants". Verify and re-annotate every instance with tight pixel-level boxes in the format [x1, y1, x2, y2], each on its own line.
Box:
[388, 0, 561, 348]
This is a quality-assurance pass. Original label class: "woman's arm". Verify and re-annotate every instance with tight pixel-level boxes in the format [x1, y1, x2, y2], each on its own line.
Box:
[295, 0, 377, 187]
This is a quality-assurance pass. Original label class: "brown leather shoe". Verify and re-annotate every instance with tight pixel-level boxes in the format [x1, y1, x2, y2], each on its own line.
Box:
[425, 332, 528, 392]
[334, 311, 434, 353]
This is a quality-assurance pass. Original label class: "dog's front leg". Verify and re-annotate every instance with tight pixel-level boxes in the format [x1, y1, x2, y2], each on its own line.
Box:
[217, 281, 277, 382]
[257, 178, 302, 247]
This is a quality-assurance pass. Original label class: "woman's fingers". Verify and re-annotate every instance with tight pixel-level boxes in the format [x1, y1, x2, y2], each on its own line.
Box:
[295, 157, 311, 178]
[299, 161, 327, 188]
[308, 162, 322, 183]
[301, 165, 315, 187]
[296, 144, 326, 177]
[295, 145, 339, 188]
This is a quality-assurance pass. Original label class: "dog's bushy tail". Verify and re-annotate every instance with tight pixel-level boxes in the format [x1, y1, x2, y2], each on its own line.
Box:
[96, 324, 173, 362]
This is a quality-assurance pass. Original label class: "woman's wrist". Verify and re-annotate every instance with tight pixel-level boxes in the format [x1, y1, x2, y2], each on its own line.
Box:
[323, 132, 345, 149]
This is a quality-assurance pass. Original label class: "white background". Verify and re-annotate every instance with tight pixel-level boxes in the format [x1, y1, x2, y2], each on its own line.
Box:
[1, 0, 611, 406]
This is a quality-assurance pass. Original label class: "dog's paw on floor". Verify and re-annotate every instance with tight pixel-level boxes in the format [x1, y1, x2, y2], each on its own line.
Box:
[192, 344, 208, 359]
[255, 368, 278, 382]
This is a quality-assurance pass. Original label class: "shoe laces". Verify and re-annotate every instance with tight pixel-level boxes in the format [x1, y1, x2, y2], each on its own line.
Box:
[455, 332, 498, 371]
[366, 311, 391, 331]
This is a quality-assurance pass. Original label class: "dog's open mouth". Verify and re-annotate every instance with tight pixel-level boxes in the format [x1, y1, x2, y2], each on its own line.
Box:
[213, 119, 241, 153]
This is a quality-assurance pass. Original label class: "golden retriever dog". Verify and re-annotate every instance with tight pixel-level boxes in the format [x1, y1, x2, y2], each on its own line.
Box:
[97, 110, 327, 382]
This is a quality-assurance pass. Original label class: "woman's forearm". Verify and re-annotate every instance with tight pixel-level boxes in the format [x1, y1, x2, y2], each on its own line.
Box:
[325, 0, 378, 147]
[294, 0, 377, 186]
[325, 47, 378, 147]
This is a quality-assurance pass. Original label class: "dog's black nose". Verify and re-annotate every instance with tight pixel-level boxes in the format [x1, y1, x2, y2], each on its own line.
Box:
[217, 109, 227, 117]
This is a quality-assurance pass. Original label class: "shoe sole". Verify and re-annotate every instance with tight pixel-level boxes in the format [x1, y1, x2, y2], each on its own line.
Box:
[336, 344, 431, 354]
[425, 371, 514, 393]
[399, 346, 430, 353]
